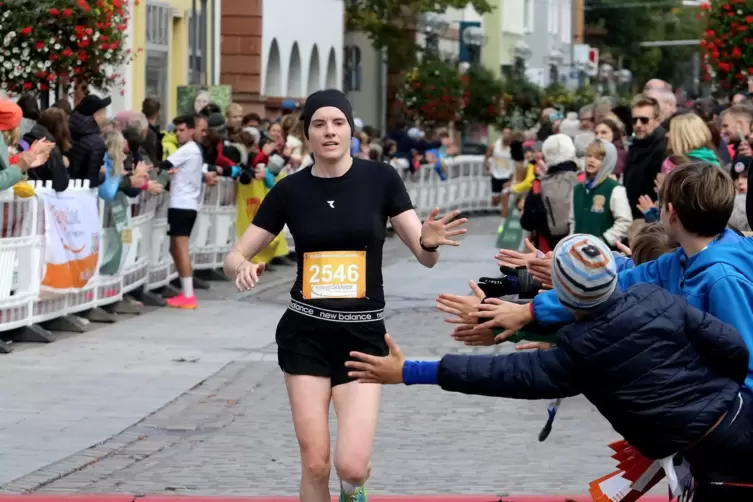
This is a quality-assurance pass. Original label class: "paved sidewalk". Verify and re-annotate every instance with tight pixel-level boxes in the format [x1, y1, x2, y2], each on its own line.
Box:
[0, 216, 662, 497]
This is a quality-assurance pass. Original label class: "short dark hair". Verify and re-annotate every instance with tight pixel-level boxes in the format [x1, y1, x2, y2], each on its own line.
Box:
[631, 223, 678, 265]
[199, 103, 222, 117]
[173, 115, 195, 129]
[142, 97, 161, 119]
[242, 113, 261, 125]
[631, 94, 661, 119]
[659, 161, 735, 237]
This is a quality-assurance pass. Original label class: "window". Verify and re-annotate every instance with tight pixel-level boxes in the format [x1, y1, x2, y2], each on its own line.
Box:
[560, 2, 572, 45]
[146, 2, 170, 121]
[524, 0, 533, 33]
[188, 9, 206, 84]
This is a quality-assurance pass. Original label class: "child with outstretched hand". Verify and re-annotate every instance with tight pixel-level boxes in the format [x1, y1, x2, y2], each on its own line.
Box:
[347, 234, 753, 501]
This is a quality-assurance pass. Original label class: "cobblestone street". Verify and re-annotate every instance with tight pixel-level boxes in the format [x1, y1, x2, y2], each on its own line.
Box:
[0, 216, 633, 497]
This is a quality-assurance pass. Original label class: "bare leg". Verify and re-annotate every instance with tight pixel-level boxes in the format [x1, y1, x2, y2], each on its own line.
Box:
[332, 381, 381, 492]
[286, 374, 333, 502]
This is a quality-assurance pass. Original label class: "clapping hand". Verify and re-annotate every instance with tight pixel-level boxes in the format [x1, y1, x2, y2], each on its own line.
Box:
[420, 208, 468, 248]
[17, 139, 55, 171]
[346, 334, 405, 384]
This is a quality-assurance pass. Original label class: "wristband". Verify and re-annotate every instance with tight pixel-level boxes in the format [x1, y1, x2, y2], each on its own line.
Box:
[419, 236, 439, 252]
[141, 180, 149, 191]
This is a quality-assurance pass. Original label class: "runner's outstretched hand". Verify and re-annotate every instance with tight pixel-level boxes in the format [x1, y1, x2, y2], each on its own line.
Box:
[421, 208, 468, 248]
[346, 334, 405, 384]
[235, 261, 265, 291]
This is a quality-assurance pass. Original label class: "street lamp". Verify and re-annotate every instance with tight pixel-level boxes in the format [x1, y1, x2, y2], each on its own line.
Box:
[549, 48, 564, 85]
[420, 13, 450, 58]
[463, 26, 486, 66]
[514, 41, 532, 76]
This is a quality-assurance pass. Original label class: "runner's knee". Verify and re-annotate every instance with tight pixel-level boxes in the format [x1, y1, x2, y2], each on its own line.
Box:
[300, 446, 331, 482]
[334, 454, 370, 486]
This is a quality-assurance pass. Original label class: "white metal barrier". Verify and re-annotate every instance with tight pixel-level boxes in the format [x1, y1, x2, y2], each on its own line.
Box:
[0, 156, 491, 337]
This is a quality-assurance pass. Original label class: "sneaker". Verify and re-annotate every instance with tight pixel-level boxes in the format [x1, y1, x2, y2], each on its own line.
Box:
[477, 275, 516, 297]
[339, 486, 367, 502]
[166, 293, 198, 310]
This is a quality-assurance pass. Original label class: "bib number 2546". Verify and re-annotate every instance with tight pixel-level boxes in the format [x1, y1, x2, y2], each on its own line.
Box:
[303, 251, 366, 300]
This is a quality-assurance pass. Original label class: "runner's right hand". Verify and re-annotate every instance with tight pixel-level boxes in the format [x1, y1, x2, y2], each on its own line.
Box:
[235, 261, 265, 291]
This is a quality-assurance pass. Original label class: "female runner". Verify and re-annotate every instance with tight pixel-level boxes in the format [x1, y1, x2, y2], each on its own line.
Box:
[223, 89, 466, 502]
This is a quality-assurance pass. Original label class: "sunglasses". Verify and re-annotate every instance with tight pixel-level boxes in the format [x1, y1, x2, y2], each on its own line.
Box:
[633, 116, 651, 125]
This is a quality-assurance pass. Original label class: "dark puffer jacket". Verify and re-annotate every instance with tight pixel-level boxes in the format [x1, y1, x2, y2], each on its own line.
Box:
[22, 123, 70, 192]
[68, 111, 106, 187]
[437, 284, 748, 459]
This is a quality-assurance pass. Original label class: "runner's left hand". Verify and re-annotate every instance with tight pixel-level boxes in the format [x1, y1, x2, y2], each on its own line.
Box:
[346, 334, 405, 384]
[420, 208, 468, 248]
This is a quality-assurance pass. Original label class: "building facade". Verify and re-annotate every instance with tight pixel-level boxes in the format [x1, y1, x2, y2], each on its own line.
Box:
[523, 0, 573, 87]
[111, 0, 220, 120]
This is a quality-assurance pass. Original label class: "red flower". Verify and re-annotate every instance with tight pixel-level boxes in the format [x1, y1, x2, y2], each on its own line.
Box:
[62, 8, 73, 16]
[40, 84, 49, 91]
[19, 27, 32, 36]
[35, 41, 44, 50]
[746, 15, 753, 23]
[22, 82, 32, 90]
[62, 48, 73, 57]
[49, 7, 59, 15]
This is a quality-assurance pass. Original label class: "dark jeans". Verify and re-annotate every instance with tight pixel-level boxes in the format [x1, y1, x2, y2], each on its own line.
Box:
[685, 388, 753, 501]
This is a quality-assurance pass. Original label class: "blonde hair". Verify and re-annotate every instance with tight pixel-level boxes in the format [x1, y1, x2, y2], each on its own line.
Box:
[668, 113, 715, 155]
[225, 102, 243, 117]
[2, 125, 20, 149]
[103, 131, 126, 175]
[585, 140, 606, 159]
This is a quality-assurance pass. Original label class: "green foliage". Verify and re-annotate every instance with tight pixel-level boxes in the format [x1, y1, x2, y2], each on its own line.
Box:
[461, 65, 504, 125]
[585, 0, 704, 87]
[395, 57, 464, 124]
[700, 0, 753, 91]
[496, 74, 542, 130]
[345, 0, 494, 67]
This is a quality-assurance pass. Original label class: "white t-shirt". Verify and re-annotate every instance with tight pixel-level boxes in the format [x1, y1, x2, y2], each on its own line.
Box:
[490, 139, 513, 180]
[167, 141, 204, 211]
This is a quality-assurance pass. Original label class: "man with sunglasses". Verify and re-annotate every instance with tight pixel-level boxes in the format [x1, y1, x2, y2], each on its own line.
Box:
[622, 94, 667, 220]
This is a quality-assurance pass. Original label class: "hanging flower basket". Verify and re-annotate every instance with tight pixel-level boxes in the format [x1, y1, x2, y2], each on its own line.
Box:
[396, 57, 464, 124]
[461, 65, 504, 125]
[699, 0, 753, 90]
[0, 0, 134, 96]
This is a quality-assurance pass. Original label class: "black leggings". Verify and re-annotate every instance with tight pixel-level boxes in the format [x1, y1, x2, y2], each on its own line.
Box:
[685, 389, 753, 501]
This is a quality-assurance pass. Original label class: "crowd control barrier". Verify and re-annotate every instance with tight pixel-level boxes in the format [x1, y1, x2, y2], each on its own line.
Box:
[0, 156, 492, 348]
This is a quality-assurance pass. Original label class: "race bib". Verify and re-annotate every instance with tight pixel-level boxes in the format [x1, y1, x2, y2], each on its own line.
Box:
[303, 251, 366, 300]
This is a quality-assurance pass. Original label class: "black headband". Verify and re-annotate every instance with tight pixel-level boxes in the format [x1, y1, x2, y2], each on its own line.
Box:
[302, 89, 355, 139]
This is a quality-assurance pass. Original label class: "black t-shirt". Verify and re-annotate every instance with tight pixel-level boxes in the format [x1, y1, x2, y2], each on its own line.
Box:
[252, 158, 413, 311]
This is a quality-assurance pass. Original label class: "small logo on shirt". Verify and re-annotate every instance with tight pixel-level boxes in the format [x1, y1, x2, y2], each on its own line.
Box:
[327, 200, 335, 208]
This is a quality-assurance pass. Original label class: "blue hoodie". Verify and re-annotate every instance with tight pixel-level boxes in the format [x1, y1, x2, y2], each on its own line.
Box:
[532, 229, 753, 389]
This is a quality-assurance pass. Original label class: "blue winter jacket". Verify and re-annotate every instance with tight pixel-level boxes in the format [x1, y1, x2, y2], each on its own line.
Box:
[531, 229, 753, 390]
[414, 284, 747, 459]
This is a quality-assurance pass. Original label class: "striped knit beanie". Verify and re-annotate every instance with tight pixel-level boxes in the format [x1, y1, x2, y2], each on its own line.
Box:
[551, 234, 617, 311]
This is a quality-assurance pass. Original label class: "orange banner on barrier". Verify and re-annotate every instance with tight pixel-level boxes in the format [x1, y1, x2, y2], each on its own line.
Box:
[40, 190, 100, 290]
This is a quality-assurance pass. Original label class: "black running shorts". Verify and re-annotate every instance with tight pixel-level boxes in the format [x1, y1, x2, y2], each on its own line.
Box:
[276, 308, 388, 387]
[167, 208, 198, 237]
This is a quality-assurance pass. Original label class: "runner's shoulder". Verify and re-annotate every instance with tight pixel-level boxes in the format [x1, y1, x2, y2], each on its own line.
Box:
[351, 158, 403, 185]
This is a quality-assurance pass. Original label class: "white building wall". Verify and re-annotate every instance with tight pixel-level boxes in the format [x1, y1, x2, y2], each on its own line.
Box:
[261, 0, 344, 98]
[502, 0, 525, 36]
[415, 5, 483, 60]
